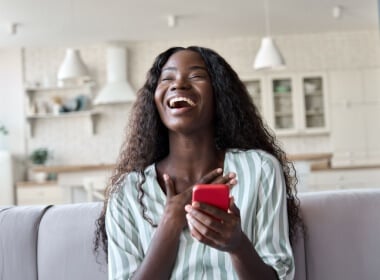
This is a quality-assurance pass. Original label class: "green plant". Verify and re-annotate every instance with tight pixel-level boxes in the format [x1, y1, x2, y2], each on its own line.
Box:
[29, 148, 49, 165]
[0, 124, 8, 135]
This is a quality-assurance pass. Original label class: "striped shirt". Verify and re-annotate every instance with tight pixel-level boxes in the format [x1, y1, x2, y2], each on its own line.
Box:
[106, 149, 295, 279]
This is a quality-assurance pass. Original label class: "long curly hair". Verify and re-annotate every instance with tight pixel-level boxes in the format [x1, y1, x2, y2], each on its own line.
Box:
[94, 46, 303, 255]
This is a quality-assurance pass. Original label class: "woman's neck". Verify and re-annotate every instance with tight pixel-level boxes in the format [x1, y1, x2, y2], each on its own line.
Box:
[157, 132, 225, 191]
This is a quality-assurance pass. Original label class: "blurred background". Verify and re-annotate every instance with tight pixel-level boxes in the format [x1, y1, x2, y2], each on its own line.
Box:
[0, 0, 379, 205]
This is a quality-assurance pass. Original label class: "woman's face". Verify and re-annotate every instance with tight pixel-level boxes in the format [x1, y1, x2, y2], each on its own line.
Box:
[154, 50, 215, 134]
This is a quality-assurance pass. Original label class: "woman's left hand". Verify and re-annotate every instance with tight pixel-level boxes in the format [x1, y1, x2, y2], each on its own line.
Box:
[184, 197, 244, 252]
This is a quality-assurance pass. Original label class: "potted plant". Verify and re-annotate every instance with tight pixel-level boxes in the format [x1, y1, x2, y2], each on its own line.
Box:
[29, 148, 49, 182]
[30, 148, 49, 165]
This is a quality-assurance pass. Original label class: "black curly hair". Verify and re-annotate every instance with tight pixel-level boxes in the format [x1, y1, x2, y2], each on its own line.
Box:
[94, 46, 303, 256]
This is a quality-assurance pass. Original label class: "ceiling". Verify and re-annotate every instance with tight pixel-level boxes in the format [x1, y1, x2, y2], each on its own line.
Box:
[0, 0, 378, 47]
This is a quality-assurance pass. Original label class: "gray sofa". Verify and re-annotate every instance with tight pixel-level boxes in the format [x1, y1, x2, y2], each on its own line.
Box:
[1, 189, 379, 280]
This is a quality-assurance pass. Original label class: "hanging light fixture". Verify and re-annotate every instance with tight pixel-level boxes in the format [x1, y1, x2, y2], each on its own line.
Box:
[93, 46, 135, 105]
[253, 0, 286, 70]
[57, 48, 90, 84]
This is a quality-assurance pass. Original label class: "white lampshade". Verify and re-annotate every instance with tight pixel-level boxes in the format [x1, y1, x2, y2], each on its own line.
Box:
[253, 37, 285, 70]
[93, 46, 135, 105]
[57, 48, 90, 82]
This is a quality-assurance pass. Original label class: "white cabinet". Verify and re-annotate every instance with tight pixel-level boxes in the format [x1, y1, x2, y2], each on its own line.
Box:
[329, 69, 380, 166]
[308, 167, 380, 191]
[16, 181, 65, 205]
[242, 78, 264, 113]
[24, 85, 100, 137]
[242, 72, 329, 136]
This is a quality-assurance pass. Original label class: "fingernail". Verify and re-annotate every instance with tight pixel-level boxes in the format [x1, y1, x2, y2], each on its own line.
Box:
[163, 174, 169, 180]
[185, 205, 192, 212]
[229, 173, 235, 178]
[217, 168, 223, 173]
[192, 201, 200, 208]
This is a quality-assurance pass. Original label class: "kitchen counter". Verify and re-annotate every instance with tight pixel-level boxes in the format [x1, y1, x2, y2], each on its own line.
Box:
[30, 153, 379, 174]
[31, 153, 334, 174]
[31, 163, 114, 173]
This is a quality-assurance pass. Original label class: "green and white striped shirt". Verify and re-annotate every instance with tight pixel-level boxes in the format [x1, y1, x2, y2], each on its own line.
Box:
[106, 149, 295, 279]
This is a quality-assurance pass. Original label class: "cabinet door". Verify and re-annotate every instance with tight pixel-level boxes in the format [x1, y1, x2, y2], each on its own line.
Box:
[329, 69, 380, 166]
[300, 75, 328, 132]
[330, 104, 367, 166]
[269, 77, 297, 133]
[243, 79, 263, 113]
[17, 185, 65, 205]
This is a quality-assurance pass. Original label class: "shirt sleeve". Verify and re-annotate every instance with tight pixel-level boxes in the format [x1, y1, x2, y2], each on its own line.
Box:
[254, 154, 295, 280]
[105, 183, 143, 280]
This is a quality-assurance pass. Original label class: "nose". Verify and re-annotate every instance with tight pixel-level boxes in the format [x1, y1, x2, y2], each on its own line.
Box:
[170, 75, 191, 91]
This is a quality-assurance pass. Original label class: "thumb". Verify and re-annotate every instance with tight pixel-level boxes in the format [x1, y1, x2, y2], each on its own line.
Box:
[228, 197, 240, 217]
[163, 174, 176, 198]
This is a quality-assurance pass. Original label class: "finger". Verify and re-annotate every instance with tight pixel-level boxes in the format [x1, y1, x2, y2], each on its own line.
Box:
[189, 203, 226, 231]
[186, 213, 221, 243]
[163, 174, 176, 198]
[228, 197, 240, 217]
[213, 173, 237, 188]
[197, 168, 223, 184]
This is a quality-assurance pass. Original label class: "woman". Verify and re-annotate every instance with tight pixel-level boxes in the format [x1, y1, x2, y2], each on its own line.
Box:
[95, 46, 302, 279]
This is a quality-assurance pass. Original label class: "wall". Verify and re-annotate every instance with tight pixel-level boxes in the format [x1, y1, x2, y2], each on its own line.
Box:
[22, 30, 380, 167]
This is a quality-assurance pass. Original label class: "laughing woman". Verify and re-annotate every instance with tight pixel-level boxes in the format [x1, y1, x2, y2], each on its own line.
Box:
[95, 46, 302, 280]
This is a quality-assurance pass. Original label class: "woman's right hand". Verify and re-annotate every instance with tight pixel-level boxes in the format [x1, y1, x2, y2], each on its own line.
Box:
[162, 168, 237, 229]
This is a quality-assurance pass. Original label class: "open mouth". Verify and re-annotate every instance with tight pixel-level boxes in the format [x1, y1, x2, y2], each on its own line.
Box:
[168, 97, 196, 109]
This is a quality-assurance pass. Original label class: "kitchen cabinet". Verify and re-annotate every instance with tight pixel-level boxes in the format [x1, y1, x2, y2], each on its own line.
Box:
[242, 78, 264, 113]
[16, 181, 65, 205]
[242, 72, 329, 136]
[24, 85, 100, 137]
[329, 68, 380, 166]
[308, 166, 380, 191]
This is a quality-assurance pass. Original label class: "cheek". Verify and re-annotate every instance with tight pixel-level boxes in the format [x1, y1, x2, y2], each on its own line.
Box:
[154, 90, 167, 121]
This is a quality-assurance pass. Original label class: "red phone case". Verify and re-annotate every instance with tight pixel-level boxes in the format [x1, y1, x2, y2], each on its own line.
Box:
[192, 184, 230, 211]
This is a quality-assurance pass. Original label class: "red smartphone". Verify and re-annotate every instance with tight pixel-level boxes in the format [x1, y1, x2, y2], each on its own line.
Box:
[192, 184, 230, 211]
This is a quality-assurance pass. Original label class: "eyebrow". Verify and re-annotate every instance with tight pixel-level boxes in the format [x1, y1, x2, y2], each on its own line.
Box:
[162, 66, 208, 72]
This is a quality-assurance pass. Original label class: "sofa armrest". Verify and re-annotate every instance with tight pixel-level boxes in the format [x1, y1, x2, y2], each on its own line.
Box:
[0, 205, 51, 280]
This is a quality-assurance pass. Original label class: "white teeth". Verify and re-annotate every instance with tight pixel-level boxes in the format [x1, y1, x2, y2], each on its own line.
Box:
[169, 97, 196, 108]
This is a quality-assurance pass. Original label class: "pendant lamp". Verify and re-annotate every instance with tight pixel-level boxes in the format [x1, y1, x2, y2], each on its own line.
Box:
[57, 48, 90, 84]
[253, 0, 285, 70]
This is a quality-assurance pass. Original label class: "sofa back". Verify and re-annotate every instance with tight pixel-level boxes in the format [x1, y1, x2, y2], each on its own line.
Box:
[298, 189, 380, 280]
[0, 203, 107, 280]
[37, 203, 107, 280]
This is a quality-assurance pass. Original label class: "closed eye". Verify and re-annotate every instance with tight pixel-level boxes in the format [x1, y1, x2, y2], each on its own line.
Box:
[160, 76, 174, 82]
[189, 73, 207, 80]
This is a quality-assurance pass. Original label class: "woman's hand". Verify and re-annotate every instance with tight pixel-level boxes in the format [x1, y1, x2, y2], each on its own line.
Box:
[185, 197, 244, 252]
[162, 168, 237, 229]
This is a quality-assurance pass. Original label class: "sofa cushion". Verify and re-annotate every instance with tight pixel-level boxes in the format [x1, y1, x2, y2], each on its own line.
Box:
[37, 202, 107, 280]
[300, 189, 380, 280]
[0, 205, 51, 280]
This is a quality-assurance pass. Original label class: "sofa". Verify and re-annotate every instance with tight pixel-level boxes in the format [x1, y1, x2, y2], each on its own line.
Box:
[1, 189, 379, 280]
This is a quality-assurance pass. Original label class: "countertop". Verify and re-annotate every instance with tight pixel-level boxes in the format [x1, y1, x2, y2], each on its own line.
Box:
[30, 153, 380, 173]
